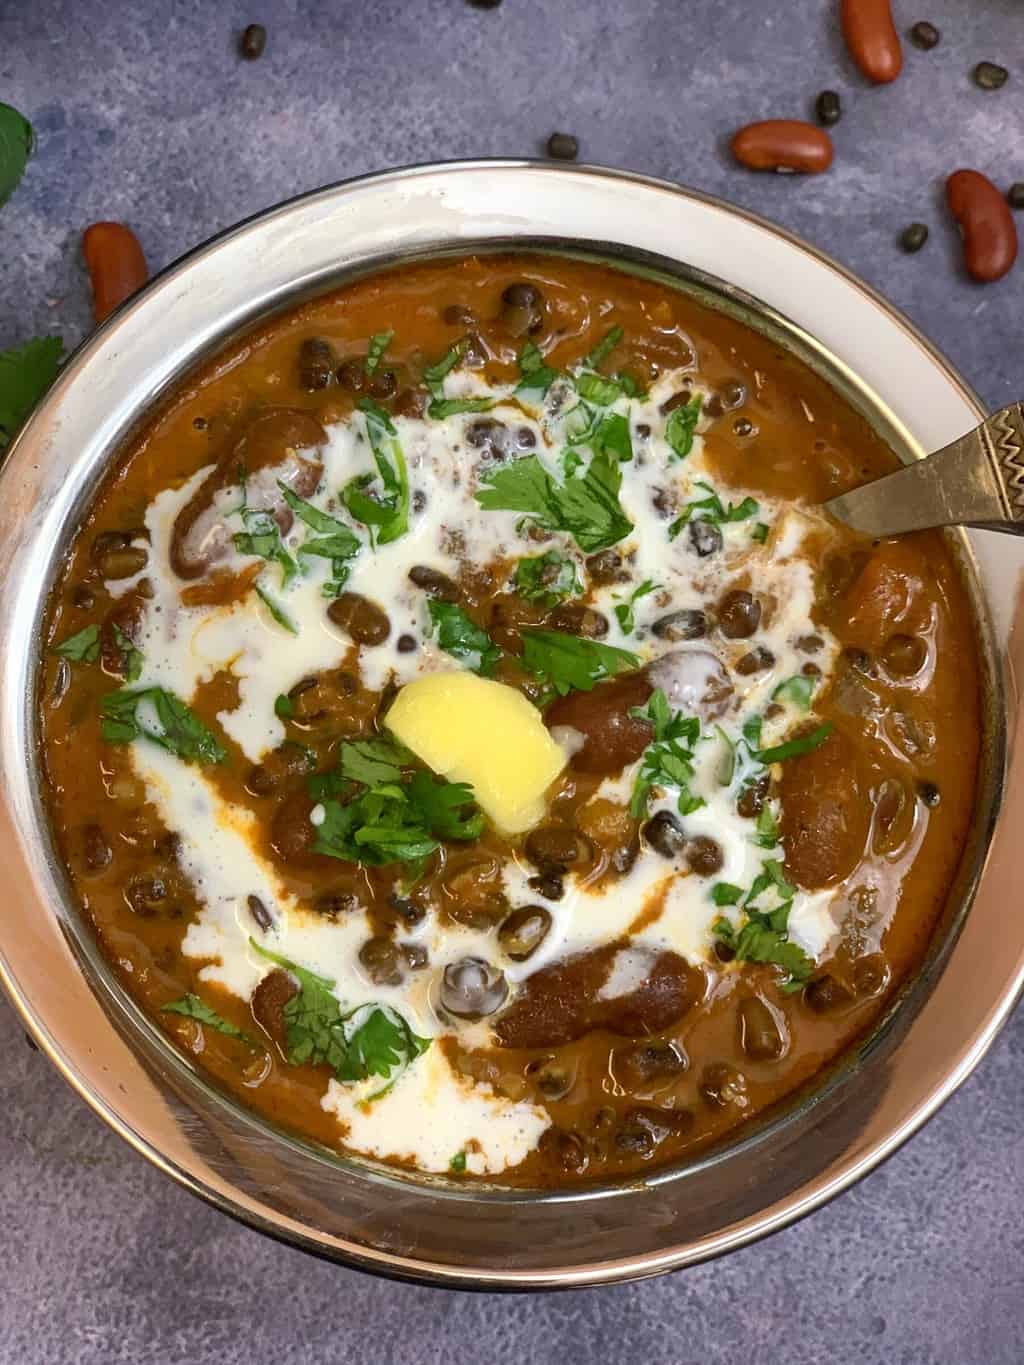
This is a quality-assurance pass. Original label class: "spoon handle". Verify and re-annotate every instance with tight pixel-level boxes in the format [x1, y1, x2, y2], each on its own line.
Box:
[824, 401, 1024, 537]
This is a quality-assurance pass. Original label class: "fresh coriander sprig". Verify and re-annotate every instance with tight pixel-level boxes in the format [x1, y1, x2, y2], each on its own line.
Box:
[161, 993, 253, 1042]
[427, 601, 502, 676]
[628, 688, 704, 819]
[100, 687, 226, 765]
[476, 449, 633, 554]
[277, 481, 361, 597]
[711, 859, 813, 992]
[668, 481, 759, 540]
[520, 628, 639, 701]
[613, 579, 658, 635]
[512, 550, 583, 607]
[664, 394, 702, 461]
[342, 398, 410, 545]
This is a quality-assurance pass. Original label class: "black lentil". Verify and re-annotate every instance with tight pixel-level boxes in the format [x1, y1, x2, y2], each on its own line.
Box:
[239, 23, 267, 59]
[909, 20, 940, 49]
[1007, 183, 1024, 210]
[815, 90, 842, 126]
[546, 132, 579, 161]
[900, 223, 929, 253]
[973, 61, 1008, 91]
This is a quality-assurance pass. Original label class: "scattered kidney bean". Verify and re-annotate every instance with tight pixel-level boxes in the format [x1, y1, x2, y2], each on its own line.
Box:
[239, 23, 267, 59]
[730, 121, 833, 174]
[973, 61, 1008, 92]
[82, 222, 149, 323]
[841, 0, 902, 84]
[909, 20, 940, 50]
[546, 132, 579, 161]
[946, 169, 1018, 282]
[815, 90, 842, 126]
[900, 222, 929, 252]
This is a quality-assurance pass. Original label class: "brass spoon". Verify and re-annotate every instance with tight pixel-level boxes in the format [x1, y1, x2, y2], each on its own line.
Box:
[825, 402, 1024, 537]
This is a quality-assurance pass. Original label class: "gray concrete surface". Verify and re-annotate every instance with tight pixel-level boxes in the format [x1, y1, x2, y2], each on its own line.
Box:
[1, 1, 1022, 1361]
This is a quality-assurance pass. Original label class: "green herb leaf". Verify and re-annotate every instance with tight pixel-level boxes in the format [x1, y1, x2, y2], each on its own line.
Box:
[583, 325, 624, 371]
[751, 522, 770, 544]
[427, 601, 502, 675]
[512, 550, 583, 607]
[715, 724, 736, 786]
[0, 335, 63, 451]
[0, 103, 33, 207]
[406, 770, 485, 840]
[274, 693, 295, 719]
[476, 450, 633, 554]
[664, 394, 703, 461]
[449, 1150, 468, 1173]
[574, 372, 623, 407]
[711, 858, 813, 989]
[616, 372, 648, 399]
[753, 803, 781, 849]
[52, 624, 100, 664]
[340, 737, 408, 788]
[233, 505, 299, 585]
[772, 675, 816, 711]
[589, 411, 633, 463]
[668, 482, 759, 540]
[627, 689, 704, 819]
[423, 340, 467, 400]
[113, 626, 144, 683]
[250, 940, 431, 1084]
[428, 396, 496, 420]
[515, 341, 560, 396]
[756, 723, 833, 765]
[342, 399, 409, 546]
[613, 578, 658, 635]
[278, 481, 361, 594]
[161, 993, 250, 1041]
[711, 882, 743, 907]
[365, 329, 393, 376]
[520, 628, 639, 700]
[100, 687, 226, 765]
[255, 582, 298, 635]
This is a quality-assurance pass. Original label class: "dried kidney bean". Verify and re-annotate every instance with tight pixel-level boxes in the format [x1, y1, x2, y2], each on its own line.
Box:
[82, 222, 149, 322]
[946, 169, 1018, 282]
[841, 0, 902, 84]
[730, 121, 833, 174]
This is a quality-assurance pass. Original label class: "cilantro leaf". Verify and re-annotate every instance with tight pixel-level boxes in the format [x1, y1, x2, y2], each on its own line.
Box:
[423, 340, 467, 399]
[711, 882, 744, 906]
[450, 1150, 468, 1173]
[753, 803, 781, 849]
[52, 624, 100, 664]
[664, 395, 702, 461]
[589, 411, 633, 463]
[756, 722, 833, 765]
[406, 770, 485, 840]
[512, 550, 582, 607]
[711, 858, 812, 990]
[520, 628, 639, 700]
[515, 340, 559, 396]
[0, 103, 33, 207]
[583, 325, 624, 371]
[574, 372, 623, 407]
[113, 625, 144, 683]
[161, 993, 251, 1041]
[772, 675, 816, 711]
[274, 693, 295, 719]
[340, 737, 408, 787]
[254, 581, 298, 635]
[277, 481, 360, 595]
[100, 687, 227, 765]
[365, 329, 393, 376]
[233, 504, 298, 585]
[427, 601, 502, 675]
[476, 450, 633, 554]
[342, 398, 409, 546]
[669, 482, 759, 540]
[0, 335, 63, 451]
[613, 578, 658, 635]
[250, 940, 431, 1085]
[628, 689, 704, 819]
[751, 522, 770, 544]
[428, 396, 496, 419]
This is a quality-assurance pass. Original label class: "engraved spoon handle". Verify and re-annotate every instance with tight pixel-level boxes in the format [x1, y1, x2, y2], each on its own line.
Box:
[824, 402, 1024, 537]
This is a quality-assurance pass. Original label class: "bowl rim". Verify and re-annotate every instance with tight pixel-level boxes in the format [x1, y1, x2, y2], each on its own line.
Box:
[1, 157, 1020, 1288]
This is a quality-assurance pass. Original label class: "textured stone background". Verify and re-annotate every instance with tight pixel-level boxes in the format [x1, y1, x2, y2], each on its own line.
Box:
[1, 2, 1022, 1361]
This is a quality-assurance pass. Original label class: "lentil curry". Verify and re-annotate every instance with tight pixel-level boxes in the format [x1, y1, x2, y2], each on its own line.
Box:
[40, 255, 981, 1184]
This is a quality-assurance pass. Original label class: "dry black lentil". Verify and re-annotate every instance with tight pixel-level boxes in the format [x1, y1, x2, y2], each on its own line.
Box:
[900, 223, 929, 253]
[467, 0, 502, 7]
[973, 61, 1009, 91]
[239, 23, 266, 59]
[909, 20, 940, 50]
[546, 132, 579, 161]
[1007, 183, 1024, 210]
[815, 90, 842, 127]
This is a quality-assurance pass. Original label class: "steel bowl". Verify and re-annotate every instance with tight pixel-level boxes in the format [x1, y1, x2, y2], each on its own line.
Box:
[1, 161, 1021, 1289]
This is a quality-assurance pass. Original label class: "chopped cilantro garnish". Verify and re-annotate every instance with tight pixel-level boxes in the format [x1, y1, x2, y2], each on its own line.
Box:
[711, 858, 813, 992]
[515, 340, 559, 396]
[250, 940, 431, 1087]
[668, 482, 759, 540]
[0, 335, 63, 451]
[428, 396, 496, 420]
[365, 329, 393, 376]
[340, 736, 408, 788]
[100, 687, 226, 765]
[751, 521, 770, 544]
[277, 481, 360, 595]
[427, 601, 502, 675]
[342, 398, 409, 546]
[772, 674, 816, 711]
[0, 102, 33, 207]
[628, 689, 704, 819]
[756, 723, 833, 765]
[274, 693, 295, 720]
[255, 582, 298, 635]
[161, 993, 251, 1041]
[512, 550, 582, 607]
[476, 449, 633, 554]
[753, 803, 781, 849]
[664, 394, 702, 461]
[423, 340, 467, 399]
[613, 578, 658, 635]
[52, 624, 100, 664]
[574, 372, 623, 407]
[113, 625, 144, 683]
[520, 628, 639, 701]
[711, 882, 744, 907]
[233, 503, 298, 585]
[583, 325, 624, 371]
[450, 1150, 468, 1173]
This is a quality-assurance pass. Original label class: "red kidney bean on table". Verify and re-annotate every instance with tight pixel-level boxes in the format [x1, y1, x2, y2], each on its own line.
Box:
[840, 0, 902, 84]
[946, 169, 1019, 283]
[731, 121, 833, 174]
[81, 222, 149, 322]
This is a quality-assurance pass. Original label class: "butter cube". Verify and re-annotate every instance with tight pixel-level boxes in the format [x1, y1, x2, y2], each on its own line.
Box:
[387, 672, 566, 835]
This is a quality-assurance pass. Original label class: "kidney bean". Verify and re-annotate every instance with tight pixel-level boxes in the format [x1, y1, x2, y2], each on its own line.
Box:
[730, 121, 833, 174]
[326, 592, 391, 645]
[946, 169, 1018, 283]
[82, 222, 149, 323]
[841, 0, 902, 84]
